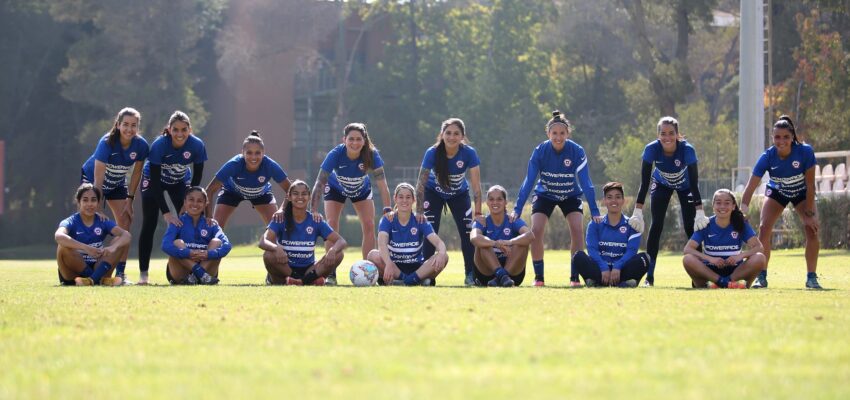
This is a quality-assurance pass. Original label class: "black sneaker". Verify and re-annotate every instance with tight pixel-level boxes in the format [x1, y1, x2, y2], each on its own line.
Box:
[464, 273, 476, 287]
[200, 273, 219, 285]
[498, 274, 515, 287]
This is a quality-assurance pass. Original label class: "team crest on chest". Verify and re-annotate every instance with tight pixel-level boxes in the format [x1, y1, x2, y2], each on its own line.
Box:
[200, 229, 208, 237]
[731, 231, 739, 239]
[410, 227, 418, 235]
[129, 152, 137, 160]
[306, 226, 314, 235]
[94, 227, 102, 235]
[503, 227, 511, 236]
[674, 159, 682, 167]
[183, 151, 191, 159]
[792, 160, 800, 169]
[258, 176, 266, 183]
[619, 226, 628, 234]
[358, 163, 365, 171]
[456, 160, 464, 168]
[564, 159, 572, 167]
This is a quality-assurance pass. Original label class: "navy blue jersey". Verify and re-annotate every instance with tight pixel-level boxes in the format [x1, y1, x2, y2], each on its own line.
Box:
[421, 144, 480, 199]
[690, 216, 756, 258]
[378, 215, 435, 264]
[471, 215, 527, 259]
[514, 140, 600, 216]
[267, 212, 334, 268]
[642, 140, 698, 191]
[215, 155, 287, 199]
[752, 143, 816, 199]
[143, 134, 207, 185]
[59, 213, 118, 264]
[320, 144, 384, 199]
[161, 213, 232, 260]
[82, 134, 150, 192]
[585, 215, 641, 270]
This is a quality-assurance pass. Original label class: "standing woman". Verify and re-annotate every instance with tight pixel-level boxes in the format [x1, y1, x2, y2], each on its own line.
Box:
[470, 185, 535, 287]
[310, 123, 391, 285]
[55, 184, 132, 286]
[261, 180, 347, 285]
[511, 111, 601, 287]
[138, 111, 208, 285]
[628, 116, 708, 286]
[414, 118, 483, 286]
[205, 130, 290, 228]
[740, 116, 821, 289]
[81, 107, 149, 282]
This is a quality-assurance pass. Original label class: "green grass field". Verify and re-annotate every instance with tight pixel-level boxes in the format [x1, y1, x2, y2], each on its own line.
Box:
[1, 248, 849, 399]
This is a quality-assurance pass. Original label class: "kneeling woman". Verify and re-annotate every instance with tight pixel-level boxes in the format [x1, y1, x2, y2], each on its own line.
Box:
[55, 183, 132, 286]
[260, 180, 347, 285]
[162, 187, 231, 285]
[367, 183, 449, 286]
[573, 182, 649, 287]
[470, 185, 534, 287]
[682, 189, 766, 288]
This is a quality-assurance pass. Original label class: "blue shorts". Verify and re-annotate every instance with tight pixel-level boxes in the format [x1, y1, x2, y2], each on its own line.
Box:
[705, 261, 742, 275]
[395, 262, 422, 276]
[289, 266, 310, 279]
[765, 187, 807, 208]
[80, 171, 129, 201]
[216, 190, 275, 207]
[531, 195, 583, 218]
[323, 184, 372, 204]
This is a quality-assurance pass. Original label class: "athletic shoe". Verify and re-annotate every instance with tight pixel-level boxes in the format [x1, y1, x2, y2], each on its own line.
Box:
[325, 275, 337, 286]
[752, 272, 768, 289]
[286, 277, 304, 286]
[74, 277, 95, 286]
[618, 279, 638, 288]
[199, 274, 219, 285]
[117, 273, 134, 285]
[310, 277, 326, 286]
[806, 275, 823, 290]
[707, 281, 722, 289]
[727, 280, 747, 289]
[464, 273, 476, 287]
[533, 279, 545, 287]
[420, 278, 433, 286]
[100, 276, 123, 286]
[185, 274, 199, 285]
[499, 274, 515, 287]
[643, 276, 654, 287]
[265, 273, 273, 285]
[391, 279, 405, 286]
[569, 280, 583, 288]
[584, 279, 597, 288]
[137, 271, 149, 285]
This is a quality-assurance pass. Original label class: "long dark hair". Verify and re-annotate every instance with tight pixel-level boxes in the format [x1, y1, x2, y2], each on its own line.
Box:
[774, 115, 800, 144]
[161, 110, 191, 136]
[343, 123, 377, 171]
[284, 180, 310, 236]
[433, 118, 468, 188]
[714, 189, 745, 234]
[107, 107, 141, 147]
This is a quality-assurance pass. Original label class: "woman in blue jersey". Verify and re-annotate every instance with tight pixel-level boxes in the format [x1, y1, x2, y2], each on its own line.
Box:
[412, 118, 482, 286]
[138, 111, 208, 285]
[162, 187, 232, 285]
[367, 183, 448, 286]
[310, 123, 391, 285]
[683, 189, 766, 289]
[511, 111, 601, 287]
[80, 107, 149, 282]
[740, 116, 821, 289]
[54, 184, 132, 286]
[628, 116, 708, 287]
[205, 130, 291, 228]
[470, 185, 534, 287]
[572, 182, 650, 287]
[261, 180, 347, 285]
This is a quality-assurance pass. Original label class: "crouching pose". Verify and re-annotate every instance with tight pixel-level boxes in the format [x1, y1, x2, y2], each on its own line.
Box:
[260, 180, 347, 285]
[367, 183, 449, 286]
[470, 185, 534, 287]
[573, 182, 649, 287]
[55, 183, 131, 286]
[162, 187, 231, 285]
[682, 189, 766, 289]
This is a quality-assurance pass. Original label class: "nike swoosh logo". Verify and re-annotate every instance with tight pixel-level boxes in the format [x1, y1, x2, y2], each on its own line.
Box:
[76, 231, 84, 234]
[708, 234, 717, 237]
[771, 166, 779, 170]
[111, 153, 119, 156]
[339, 165, 347, 169]
[236, 177, 245, 180]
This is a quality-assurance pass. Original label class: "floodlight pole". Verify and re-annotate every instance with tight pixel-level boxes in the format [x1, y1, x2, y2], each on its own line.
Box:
[737, 0, 766, 186]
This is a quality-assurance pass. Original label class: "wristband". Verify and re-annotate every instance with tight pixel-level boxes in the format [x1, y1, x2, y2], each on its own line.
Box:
[383, 207, 393, 215]
[127, 195, 135, 199]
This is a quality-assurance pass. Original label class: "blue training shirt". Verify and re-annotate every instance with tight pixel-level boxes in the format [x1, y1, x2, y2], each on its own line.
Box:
[266, 212, 334, 268]
[514, 140, 600, 216]
[161, 213, 232, 260]
[642, 140, 698, 191]
[82, 133, 150, 192]
[421, 144, 480, 199]
[690, 216, 756, 258]
[320, 144, 384, 199]
[143, 134, 207, 185]
[585, 215, 641, 271]
[58, 213, 118, 264]
[471, 215, 527, 259]
[752, 142, 816, 200]
[215, 155, 287, 199]
[378, 215, 435, 264]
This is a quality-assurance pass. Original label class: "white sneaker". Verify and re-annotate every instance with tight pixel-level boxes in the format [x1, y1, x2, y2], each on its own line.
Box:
[137, 271, 149, 285]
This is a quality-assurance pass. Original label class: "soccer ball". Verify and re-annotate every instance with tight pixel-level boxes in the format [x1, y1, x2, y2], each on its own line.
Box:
[349, 260, 379, 287]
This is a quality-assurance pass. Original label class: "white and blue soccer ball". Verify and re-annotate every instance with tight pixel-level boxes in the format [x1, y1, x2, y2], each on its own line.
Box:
[349, 260, 379, 287]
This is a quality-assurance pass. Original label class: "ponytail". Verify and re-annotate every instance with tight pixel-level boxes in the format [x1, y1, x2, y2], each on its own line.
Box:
[433, 118, 467, 189]
[730, 207, 745, 234]
[284, 201, 295, 236]
[162, 110, 191, 137]
[243, 130, 264, 149]
[774, 115, 800, 144]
